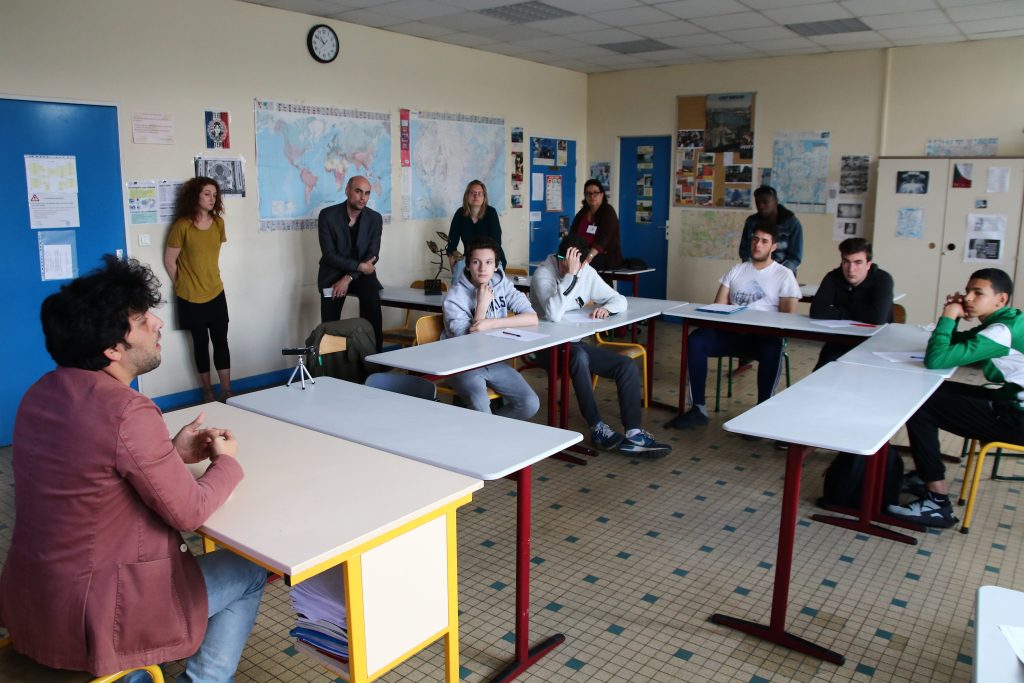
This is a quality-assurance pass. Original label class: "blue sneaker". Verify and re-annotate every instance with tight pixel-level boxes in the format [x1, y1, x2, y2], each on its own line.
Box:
[591, 422, 624, 451]
[618, 430, 671, 459]
[669, 407, 709, 430]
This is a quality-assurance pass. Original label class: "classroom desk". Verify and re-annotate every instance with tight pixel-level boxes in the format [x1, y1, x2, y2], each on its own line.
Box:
[837, 323, 956, 378]
[163, 402, 482, 683]
[719, 362, 945, 664]
[661, 303, 881, 422]
[229, 379, 582, 683]
[974, 585, 1024, 683]
[380, 286, 446, 313]
[597, 266, 655, 296]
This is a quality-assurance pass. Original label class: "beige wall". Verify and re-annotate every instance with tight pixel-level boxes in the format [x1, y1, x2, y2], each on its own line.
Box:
[0, 0, 587, 398]
[587, 38, 1024, 305]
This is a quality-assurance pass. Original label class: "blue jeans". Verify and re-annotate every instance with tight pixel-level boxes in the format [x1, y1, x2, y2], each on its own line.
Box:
[686, 328, 783, 407]
[536, 342, 642, 431]
[124, 551, 265, 683]
[446, 361, 540, 420]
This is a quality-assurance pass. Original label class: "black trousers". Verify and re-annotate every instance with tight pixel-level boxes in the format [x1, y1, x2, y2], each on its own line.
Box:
[319, 273, 383, 352]
[905, 381, 1024, 483]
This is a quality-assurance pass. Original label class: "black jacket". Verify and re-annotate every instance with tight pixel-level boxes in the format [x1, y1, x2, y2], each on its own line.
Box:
[317, 201, 383, 289]
[810, 262, 894, 325]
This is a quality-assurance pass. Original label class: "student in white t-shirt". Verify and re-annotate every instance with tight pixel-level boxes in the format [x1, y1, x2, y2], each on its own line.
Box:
[671, 222, 802, 430]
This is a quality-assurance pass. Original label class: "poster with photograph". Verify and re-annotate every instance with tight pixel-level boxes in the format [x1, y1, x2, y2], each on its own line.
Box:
[724, 187, 750, 208]
[636, 174, 653, 197]
[705, 92, 753, 153]
[677, 129, 704, 149]
[836, 202, 863, 219]
[839, 155, 870, 194]
[676, 177, 695, 205]
[511, 151, 523, 181]
[637, 145, 654, 169]
[195, 156, 245, 196]
[965, 213, 1006, 262]
[532, 138, 555, 166]
[635, 200, 652, 223]
[556, 139, 567, 167]
[987, 167, 1010, 193]
[590, 161, 611, 190]
[896, 207, 925, 239]
[833, 218, 863, 241]
[724, 164, 752, 183]
[204, 111, 230, 149]
[952, 162, 973, 188]
[758, 168, 772, 186]
[896, 170, 929, 194]
[511, 127, 523, 144]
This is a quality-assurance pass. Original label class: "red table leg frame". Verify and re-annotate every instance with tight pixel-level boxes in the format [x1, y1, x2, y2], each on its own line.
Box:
[710, 444, 845, 665]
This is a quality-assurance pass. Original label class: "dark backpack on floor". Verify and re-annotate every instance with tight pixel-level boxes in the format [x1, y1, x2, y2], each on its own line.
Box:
[820, 449, 904, 509]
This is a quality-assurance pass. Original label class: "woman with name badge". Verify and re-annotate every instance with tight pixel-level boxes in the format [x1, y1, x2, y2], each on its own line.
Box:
[164, 176, 233, 403]
[570, 178, 623, 271]
[446, 179, 506, 280]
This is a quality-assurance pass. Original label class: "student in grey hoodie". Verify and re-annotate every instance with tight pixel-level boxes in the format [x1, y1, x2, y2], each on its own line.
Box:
[442, 237, 540, 419]
[530, 234, 671, 458]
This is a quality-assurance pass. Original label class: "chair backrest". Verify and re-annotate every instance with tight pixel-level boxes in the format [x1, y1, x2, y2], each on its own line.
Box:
[892, 303, 907, 324]
[365, 372, 437, 401]
[318, 333, 348, 355]
[505, 267, 528, 277]
[415, 313, 444, 345]
[410, 279, 447, 292]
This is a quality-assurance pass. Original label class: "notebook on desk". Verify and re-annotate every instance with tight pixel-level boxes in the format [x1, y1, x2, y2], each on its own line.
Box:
[696, 303, 748, 314]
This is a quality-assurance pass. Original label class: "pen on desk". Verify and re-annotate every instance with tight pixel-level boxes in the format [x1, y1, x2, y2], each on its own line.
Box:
[910, 354, 925, 360]
[502, 329, 522, 337]
[850, 323, 877, 327]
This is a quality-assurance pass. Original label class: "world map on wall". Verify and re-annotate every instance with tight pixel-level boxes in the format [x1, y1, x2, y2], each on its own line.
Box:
[406, 111, 504, 220]
[255, 99, 391, 231]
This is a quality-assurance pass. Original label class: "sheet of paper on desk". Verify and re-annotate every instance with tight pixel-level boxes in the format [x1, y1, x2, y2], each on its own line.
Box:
[486, 328, 549, 341]
[999, 624, 1024, 665]
[561, 308, 606, 324]
[873, 351, 926, 364]
[696, 303, 747, 314]
[809, 319, 875, 328]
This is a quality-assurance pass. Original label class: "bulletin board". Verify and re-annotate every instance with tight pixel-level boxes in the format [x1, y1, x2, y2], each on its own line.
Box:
[674, 93, 756, 209]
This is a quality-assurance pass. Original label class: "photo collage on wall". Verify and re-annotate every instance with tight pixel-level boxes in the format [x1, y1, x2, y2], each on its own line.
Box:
[674, 93, 754, 209]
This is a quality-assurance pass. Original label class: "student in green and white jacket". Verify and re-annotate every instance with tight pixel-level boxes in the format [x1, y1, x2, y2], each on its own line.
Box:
[889, 268, 1024, 528]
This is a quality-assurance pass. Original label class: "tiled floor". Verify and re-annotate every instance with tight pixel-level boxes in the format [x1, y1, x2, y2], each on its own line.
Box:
[2, 322, 1021, 682]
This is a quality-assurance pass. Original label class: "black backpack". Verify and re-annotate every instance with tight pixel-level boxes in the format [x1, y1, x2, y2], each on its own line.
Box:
[819, 449, 904, 509]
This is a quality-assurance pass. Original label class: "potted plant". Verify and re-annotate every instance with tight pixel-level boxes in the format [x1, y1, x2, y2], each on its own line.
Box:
[424, 231, 449, 295]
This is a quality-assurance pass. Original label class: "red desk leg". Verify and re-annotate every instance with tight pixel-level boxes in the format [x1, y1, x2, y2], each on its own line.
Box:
[490, 466, 565, 682]
[810, 444, 922, 544]
[664, 322, 690, 427]
[710, 444, 845, 665]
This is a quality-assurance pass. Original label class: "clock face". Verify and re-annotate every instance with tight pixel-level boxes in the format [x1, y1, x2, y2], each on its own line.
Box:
[307, 24, 339, 63]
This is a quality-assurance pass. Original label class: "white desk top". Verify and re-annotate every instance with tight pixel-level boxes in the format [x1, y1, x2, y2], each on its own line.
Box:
[559, 297, 686, 335]
[163, 402, 482, 580]
[723, 361, 944, 454]
[975, 585, 1024, 683]
[837, 323, 956, 378]
[599, 267, 656, 276]
[228, 377, 581, 480]
[662, 303, 881, 339]
[379, 286, 446, 309]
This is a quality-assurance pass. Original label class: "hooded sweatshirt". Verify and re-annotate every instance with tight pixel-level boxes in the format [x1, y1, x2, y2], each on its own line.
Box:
[442, 266, 534, 339]
[529, 254, 626, 322]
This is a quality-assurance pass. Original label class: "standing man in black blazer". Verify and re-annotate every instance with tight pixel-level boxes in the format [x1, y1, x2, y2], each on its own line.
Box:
[317, 175, 383, 351]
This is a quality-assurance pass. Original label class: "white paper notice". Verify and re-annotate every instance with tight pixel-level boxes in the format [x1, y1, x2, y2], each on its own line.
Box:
[127, 181, 158, 225]
[132, 112, 175, 144]
[27, 192, 80, 229]
[157, 180, 183, 223]
[545, 175, 563, 212]
[531, 173, 544, 201]
[529, 211, 541, 222]
[987, 167, 1010, 193]
[42, 244, 74, 281]
[965, 213, 1007, 263]
[25, 155, 78, 193]
[486, 328, 549, 342]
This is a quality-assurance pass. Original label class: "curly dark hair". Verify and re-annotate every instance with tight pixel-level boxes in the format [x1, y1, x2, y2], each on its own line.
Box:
[173, 176, 223, 223]
[41, 255, 162, 370]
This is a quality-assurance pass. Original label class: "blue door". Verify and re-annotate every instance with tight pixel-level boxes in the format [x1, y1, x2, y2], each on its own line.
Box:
[528, 138, 575, 264]
[618, 136, 670, 299]
[0, 98, 128, 444]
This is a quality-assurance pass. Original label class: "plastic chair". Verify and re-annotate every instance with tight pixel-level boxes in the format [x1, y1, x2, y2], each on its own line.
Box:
[413, 314, 500, 401]
[892, 303, 907, 324]
[957, 439, 1024, 534]
[505, 267, 528, 277]
[0, 637, 164, 682]
[365, 372, 437, 401]
[590, 331, 648, 407]
[713, 342, 790, 412]
[382, 280, 447, 348]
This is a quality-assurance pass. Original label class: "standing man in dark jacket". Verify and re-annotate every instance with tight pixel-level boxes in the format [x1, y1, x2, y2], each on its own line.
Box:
[317, 175, 384, 351]
[810, 237, 894, 367]
[739, 185, 803, 273]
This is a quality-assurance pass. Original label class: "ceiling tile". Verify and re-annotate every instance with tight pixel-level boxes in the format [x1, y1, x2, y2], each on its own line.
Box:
[687, 42, 760, 56]
[757, 44, 829, 55]
[387, 20, 457, 36]
[510, 34, 583, 50]
[567, 27, 644, 43]
[434, 0, 514, 8]
[746, 36, 821, 49]
[476, 24, 556, 40]
[840, 0, 940, 15]
[333, 8, 408, 26]
[423, 12, 508, 30]
[862, 10, 949, 29]
[739, 0, 836, 8]
[961, 26, 1024, 38]
[590, 6, 679, 26]
[879, 23, 961, 39]
[526, 15, 609, 33]
[588, 52, 650, 65]
[656, 0, 750, 20]
[809, 29, 887, 44]
[719, 25, 796, 41]
[628, 19, 704, 38]
[434, 31, 501, 46]
[659, 32, 732, 47]
[481, 41, 536, 55]
[890, 34, 964, 45]
[640, 47, 699, 60]
[690, 11, 776, 31]
[548, 43, 616, 57]
[544, 0, 643, 12]
[762, 2, 853, 24]
[374, 0, 460, 20]
[947, 0, 1024, 22]
[958, 15, 1024, 33]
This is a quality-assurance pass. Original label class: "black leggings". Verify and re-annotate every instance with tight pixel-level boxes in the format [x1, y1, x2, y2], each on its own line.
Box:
[188, 320, 230, 374]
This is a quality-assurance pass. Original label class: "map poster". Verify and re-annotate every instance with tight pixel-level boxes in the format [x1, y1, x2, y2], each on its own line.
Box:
[896, 207, 925, 239]
[771, 131, 830, 213]
[407, 110, 505, 219]
[255, 99, 391, 231]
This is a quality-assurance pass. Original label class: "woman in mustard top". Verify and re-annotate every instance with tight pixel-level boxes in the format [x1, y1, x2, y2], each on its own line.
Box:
[164, 177, 232, 402]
